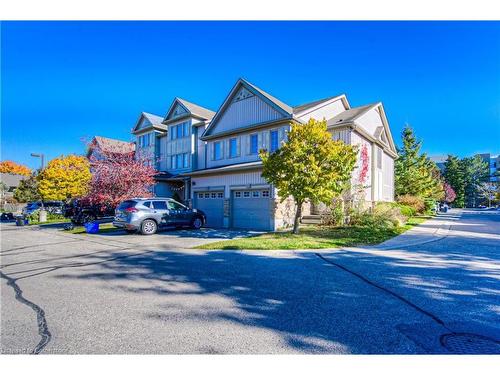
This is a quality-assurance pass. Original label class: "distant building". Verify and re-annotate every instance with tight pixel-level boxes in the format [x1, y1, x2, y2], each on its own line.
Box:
[430, 155, 447, 173]
[476, 153, 500, 183]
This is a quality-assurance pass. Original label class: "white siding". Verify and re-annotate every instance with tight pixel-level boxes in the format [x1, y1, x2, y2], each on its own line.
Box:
[382, 152, 394, 202]
[209, 95, 285, 136]
[350, 130, 373, 202]
[297, 99, 347, 123]
[355, 106, 384, 137]
[331, 128, 351, 144]
[192, 171, 269, 199]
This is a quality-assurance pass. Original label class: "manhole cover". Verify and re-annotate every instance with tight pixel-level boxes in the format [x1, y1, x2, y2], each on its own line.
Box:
[441, 333, 500, 354]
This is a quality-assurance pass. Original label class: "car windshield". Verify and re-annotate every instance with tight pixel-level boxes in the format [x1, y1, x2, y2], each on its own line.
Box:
[117, 200, 137, 210]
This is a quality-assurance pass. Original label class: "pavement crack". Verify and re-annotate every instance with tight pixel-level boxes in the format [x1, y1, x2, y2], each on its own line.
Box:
[0, 271, 51, 354]
[315, 253, 452, 331]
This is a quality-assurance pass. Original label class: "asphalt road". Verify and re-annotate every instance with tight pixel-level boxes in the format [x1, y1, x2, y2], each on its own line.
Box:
[1, 209, 499, 354]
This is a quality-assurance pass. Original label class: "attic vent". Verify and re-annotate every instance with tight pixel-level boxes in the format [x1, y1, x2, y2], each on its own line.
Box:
[233, 87, 254, 102]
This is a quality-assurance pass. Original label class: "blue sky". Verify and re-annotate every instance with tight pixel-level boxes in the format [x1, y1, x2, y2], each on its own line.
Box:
[2, 21, 499, 169]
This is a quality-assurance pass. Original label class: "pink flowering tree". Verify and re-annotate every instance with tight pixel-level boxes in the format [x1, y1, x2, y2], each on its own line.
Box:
[443, 182, 456, 203]
[358, 144, 370, 186]
[85, 142, 157, 208]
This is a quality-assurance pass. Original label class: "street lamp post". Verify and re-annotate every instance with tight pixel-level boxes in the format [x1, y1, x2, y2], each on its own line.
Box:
[30, 153, 46, 222]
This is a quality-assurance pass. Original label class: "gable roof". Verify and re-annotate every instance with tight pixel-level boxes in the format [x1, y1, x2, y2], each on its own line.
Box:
[176, 98, 216, 120]
[163, 98, 215, 125]
[327, 103, 397, 156]
[202, 78, 294, 138]
[293, 94, 349, 114]
[132, 112, 167, 133]
[243, 79, 294, 115]
[90, 136, 136, 156]
[326, 103, 377, 127]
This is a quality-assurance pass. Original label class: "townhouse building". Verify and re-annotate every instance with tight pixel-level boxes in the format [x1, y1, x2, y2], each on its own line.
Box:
[132, 78, 397, 231]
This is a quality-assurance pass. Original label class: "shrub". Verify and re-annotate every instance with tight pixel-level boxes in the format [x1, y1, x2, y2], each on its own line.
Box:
[350, 204, 407, 229]
[320, 199, 345, 226]
[423, 198, 437, 214]
[396, 204, 416, 217]
[397, 194, 425, 213]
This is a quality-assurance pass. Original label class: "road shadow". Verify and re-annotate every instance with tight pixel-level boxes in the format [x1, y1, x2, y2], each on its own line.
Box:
[51, 249, 429, 354]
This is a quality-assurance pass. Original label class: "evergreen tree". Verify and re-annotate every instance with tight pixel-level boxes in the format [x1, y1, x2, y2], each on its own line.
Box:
[460, 155, 489, 207]
[395, 126, 441, 199]
[444, 155, 465, 207]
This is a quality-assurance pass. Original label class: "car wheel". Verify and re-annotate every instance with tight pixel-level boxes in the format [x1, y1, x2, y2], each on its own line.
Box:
[141, 219, 157, 235]
[191, 217, 203, 230]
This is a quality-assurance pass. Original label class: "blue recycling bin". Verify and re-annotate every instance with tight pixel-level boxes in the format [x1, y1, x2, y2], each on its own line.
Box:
[84, 221, 99, 234]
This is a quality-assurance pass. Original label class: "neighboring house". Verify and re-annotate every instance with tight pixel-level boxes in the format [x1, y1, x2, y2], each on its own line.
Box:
[129, 78, 397, 231]
[0, 173, 26, 208]
[87, 136, 136, 160]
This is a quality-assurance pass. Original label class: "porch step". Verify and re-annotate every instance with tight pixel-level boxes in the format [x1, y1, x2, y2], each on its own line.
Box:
[301, 215, 322, 224]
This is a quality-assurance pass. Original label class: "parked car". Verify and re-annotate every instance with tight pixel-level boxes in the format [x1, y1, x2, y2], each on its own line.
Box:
[22, 201, 64, 215]
[113, 198, 206, 235]
[64, 199, 115, 225]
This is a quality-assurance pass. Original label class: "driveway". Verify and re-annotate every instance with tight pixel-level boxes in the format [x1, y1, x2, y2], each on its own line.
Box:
[1, 209, 499, 354]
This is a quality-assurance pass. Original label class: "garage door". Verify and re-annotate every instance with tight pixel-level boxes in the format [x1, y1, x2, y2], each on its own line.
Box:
[194, 191, 224, 228]
[232, 189, 272, 231]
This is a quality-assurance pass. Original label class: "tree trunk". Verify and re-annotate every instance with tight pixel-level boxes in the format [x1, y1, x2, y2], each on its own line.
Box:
[293, 200, 303, 234]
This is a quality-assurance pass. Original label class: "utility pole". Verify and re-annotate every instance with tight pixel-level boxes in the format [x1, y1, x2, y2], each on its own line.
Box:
[30, 153, 46, 221]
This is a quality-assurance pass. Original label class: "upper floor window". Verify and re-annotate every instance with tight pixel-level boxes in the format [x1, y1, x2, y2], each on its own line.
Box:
[229, 138, 238, 158]
[270, 130, 279, 153]
[183, 153, 189, 168]
[250, 134, 258, 154]
[138, 133, 154, 148]
[213, 141, 222, 160]
[170, 121, 190, 140]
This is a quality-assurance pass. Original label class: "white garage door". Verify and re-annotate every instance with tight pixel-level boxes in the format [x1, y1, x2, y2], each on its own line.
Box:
[232, 189, 272, 231]
[194, 191, 224, 228]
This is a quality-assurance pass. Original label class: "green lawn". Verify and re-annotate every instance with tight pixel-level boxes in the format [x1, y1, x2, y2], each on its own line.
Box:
[195, 216, 429, 250]
[30, 218, 71, 226]
[66, 223, 122, 234]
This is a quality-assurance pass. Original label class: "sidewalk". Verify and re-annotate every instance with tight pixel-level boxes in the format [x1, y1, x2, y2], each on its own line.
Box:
[373, 209, 462, 250]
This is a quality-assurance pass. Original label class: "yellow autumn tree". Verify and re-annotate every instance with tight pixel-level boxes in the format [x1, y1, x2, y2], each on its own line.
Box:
[38, 155, 91, 201]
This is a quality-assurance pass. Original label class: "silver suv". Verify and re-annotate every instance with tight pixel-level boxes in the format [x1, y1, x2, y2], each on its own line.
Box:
[113, 198, 206, 235]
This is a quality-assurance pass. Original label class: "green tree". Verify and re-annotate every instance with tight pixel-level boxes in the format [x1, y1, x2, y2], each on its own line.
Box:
[13, 174, 41, 203]
[460, 155, 489, 207]
[395, 126, 441, 199]
[444, 155, 465, 207]
[260, 119, 357, 234]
